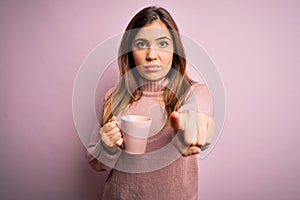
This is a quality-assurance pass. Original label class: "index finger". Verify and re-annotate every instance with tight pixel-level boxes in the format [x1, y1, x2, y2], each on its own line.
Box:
[102, 117, 118, 133]
[109, 116, 117, 122]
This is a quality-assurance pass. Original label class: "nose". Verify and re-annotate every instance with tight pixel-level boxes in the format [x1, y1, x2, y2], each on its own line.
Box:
[146, 48, 158, 62]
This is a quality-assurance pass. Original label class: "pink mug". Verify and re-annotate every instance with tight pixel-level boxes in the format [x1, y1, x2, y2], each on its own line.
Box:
[120, 115, 152, 154]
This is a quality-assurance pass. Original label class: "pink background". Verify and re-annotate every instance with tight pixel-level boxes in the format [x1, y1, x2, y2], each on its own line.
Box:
[1, 0, 299, 199]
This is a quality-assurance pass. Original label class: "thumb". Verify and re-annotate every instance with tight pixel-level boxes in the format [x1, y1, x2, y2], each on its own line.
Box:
[170, 111, 182, 130]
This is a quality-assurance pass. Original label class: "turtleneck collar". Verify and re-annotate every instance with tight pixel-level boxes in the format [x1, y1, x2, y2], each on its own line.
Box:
[138, 77, 169, 93]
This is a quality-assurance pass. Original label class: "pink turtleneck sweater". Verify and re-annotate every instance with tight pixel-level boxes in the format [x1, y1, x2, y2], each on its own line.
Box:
[86, 78, 213, 200]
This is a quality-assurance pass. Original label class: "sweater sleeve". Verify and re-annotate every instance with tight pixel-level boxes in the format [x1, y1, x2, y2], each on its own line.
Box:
[179, 83, 213, 117]
[85, 87, 122, 171]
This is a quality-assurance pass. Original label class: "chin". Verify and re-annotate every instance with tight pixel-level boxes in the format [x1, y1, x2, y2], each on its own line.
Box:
[143, 75, 163, 81]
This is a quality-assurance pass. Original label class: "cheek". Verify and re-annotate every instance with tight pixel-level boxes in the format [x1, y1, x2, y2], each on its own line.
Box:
[161, 52, 173, 66]
[132, 51, 144, 66]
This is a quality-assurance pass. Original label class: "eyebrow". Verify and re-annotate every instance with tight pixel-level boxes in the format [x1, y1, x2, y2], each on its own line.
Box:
[134, 36, 172, 42]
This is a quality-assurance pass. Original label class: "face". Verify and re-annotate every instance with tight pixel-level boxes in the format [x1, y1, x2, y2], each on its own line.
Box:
[132, 20, 174, 81]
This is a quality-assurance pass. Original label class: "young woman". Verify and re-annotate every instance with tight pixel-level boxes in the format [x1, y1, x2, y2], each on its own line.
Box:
[86, 6, 214, 199]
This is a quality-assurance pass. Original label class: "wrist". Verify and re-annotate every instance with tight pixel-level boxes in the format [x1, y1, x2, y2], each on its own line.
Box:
[101, 139, 120, 154]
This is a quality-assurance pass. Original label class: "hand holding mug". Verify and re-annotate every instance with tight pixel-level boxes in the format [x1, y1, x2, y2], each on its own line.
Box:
[100, 116, 124, 152]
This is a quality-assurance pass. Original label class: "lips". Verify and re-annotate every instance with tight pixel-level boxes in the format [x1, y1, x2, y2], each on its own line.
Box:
[143, 64, 161, 72]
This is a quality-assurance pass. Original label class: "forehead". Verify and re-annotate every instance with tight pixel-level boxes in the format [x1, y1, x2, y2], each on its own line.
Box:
[134, 20, 172, 39]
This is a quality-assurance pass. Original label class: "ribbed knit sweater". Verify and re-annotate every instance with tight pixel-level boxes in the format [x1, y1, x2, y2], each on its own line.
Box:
[86, 78, 212, 200]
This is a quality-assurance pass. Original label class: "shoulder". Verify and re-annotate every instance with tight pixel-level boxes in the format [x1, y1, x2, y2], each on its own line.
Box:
[188, 82, 211, 100]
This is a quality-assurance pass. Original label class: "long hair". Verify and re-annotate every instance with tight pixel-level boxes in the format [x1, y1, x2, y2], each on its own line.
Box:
[102, 6, 193, 125]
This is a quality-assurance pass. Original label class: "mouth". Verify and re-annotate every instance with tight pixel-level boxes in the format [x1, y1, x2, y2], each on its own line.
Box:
[142, 64, 161, 72]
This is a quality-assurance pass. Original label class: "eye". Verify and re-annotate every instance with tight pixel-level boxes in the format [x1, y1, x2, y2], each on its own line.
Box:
[136, 41, 147, 49]
[159, 41, 169, 47]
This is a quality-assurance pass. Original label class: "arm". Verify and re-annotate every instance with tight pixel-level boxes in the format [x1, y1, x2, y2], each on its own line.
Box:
[85, 125, 122, 171]
[86, 88, 123, 171]
[171, 83, 215, 157]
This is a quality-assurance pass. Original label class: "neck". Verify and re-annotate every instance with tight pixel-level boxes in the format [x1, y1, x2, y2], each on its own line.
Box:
[138, 77, 169, 92]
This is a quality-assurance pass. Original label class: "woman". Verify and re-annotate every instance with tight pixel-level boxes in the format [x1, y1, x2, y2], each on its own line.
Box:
[86, 6, 214, 199]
